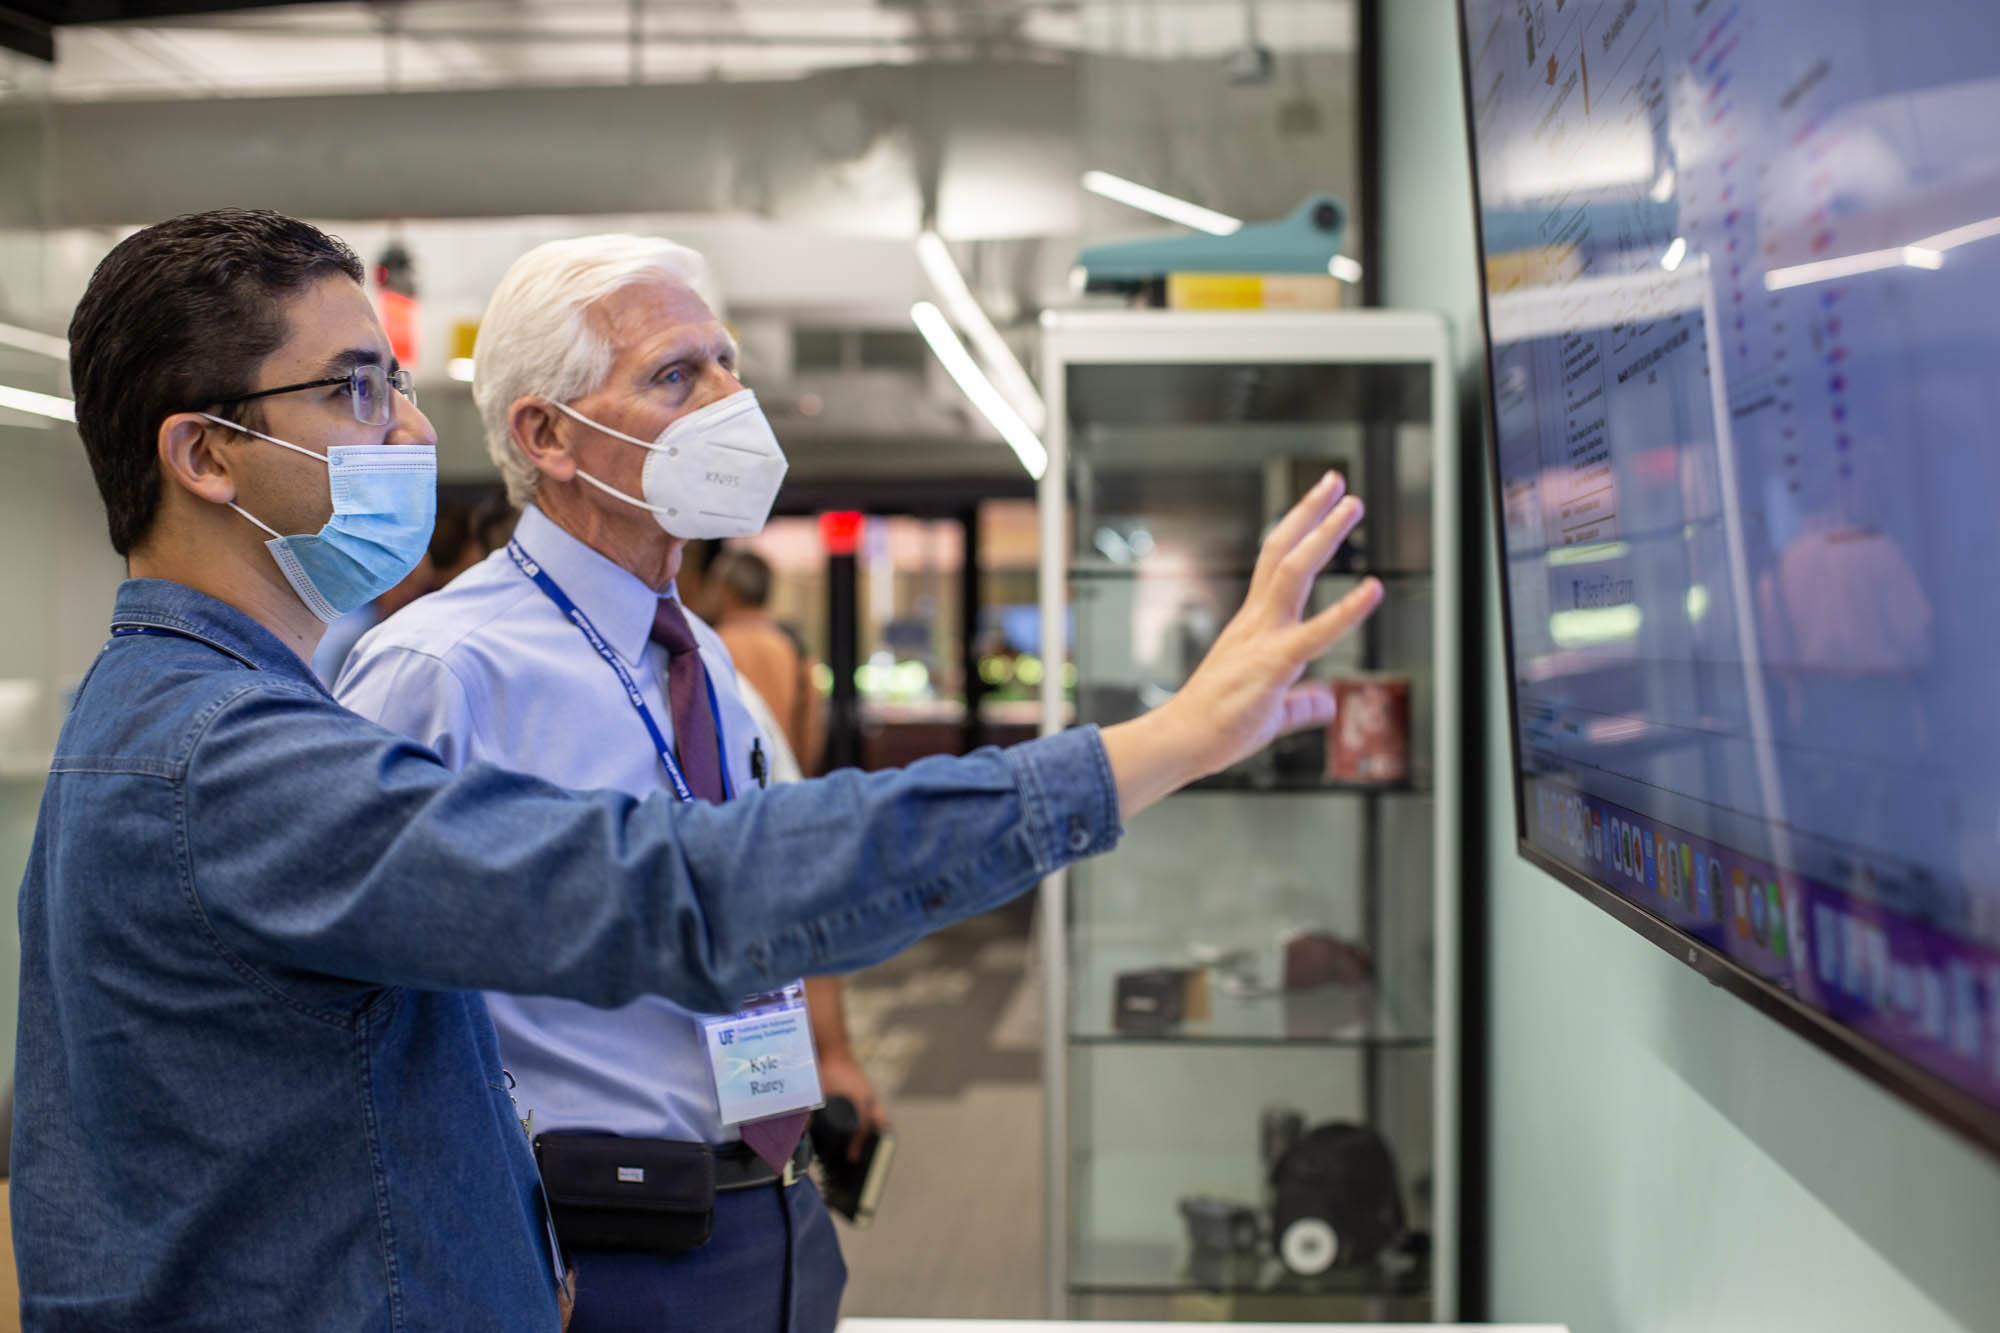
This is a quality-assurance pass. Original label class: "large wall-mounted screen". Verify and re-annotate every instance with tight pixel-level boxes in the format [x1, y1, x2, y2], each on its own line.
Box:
[1459, 0, 2000, 1149]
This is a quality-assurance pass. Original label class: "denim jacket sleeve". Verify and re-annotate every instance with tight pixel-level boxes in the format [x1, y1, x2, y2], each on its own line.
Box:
[181, 679, 1121, 1013]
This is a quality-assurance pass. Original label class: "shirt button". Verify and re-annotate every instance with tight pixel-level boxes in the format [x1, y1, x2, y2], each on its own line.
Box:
[1067, 817, 1092, 853]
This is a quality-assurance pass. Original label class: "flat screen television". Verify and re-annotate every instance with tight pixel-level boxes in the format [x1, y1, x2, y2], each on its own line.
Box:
[1457, 0, 2000, 1152]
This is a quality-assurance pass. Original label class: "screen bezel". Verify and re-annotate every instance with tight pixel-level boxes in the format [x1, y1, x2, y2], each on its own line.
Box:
[1450, 1, 2000, 1160]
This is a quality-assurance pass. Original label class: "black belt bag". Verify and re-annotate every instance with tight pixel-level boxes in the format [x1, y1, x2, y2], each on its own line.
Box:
[533, 1134, 716, 1255]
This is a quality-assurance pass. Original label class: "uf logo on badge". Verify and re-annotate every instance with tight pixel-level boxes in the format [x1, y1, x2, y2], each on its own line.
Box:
[717, 1030, 734, 1046]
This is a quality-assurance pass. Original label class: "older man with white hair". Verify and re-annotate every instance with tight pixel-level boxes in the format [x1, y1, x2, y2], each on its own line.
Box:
[337, 235, 881, 1332]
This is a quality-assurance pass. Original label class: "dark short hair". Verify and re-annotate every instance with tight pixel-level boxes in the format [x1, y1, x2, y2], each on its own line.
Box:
[67, 209, 365, 555]
[712, 548, 773, 609]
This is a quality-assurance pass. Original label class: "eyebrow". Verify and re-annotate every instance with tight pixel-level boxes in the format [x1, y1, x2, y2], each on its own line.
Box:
[314, 346, 391, 379]
[644, 331, 738, 376]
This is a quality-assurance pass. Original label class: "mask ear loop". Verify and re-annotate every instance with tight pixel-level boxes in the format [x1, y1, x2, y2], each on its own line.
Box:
[545, 399, 669, 453]
[572, 464, 681, 518]
[197, 411, 334, 466]
[541, 398, 688, 519]
[196, 412, 329, 541]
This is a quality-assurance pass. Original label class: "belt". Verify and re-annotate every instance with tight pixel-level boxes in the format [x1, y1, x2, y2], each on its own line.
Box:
[713, 1133, 814, 1191]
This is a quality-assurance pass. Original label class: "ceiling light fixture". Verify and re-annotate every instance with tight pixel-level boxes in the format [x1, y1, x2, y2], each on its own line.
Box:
[1327, 255, 1365, 283]
[0, 385, 77, 422]
[915, 231, 1046, 433]
[0, 322, 69, 361]
[911, 301, 1047, 481]
[1081, 170, 1242, 236]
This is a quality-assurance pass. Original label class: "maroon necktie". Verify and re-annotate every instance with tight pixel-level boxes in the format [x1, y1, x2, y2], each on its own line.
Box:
[651, 597, 809, 1172]
[648, 598, 725, 804]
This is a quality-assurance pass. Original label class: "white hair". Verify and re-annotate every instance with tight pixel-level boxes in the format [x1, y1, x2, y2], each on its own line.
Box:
[472, 234, 725, 506]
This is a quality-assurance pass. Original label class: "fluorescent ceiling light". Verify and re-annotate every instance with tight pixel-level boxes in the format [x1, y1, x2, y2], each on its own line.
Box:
[1327, 255, 1364, 283]
[0, 322, 68, 361]
[915, 231, 1046, 433]
[1081, 170, 1242, 236]
[1765, 245, 1941, 292]
[447, 357, 476, 383]
[911, 301, 1047, 481]
[1660, 236, 1687, 271]
[0, 384, 76, 422]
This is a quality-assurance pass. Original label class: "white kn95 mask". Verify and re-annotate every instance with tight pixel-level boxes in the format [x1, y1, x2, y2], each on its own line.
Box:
[550, 390, 788, 540]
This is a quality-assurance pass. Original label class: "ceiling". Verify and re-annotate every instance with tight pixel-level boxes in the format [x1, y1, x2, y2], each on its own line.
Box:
[2, 1, 1355, 99]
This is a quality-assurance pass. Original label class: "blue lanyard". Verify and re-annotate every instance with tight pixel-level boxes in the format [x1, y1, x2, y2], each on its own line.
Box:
[507, 539, 730, 804]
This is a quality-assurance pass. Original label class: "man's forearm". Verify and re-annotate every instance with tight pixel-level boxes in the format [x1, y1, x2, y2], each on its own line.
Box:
[805, 975, 851, 1058]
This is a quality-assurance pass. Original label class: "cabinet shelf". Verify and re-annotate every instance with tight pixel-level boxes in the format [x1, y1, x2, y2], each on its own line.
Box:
[1180, 773, 1430, 796]
[1070, 564, 1434, 583]
[1069, 1213, 1431, 1302]
[1072, 1031, 1435, 1051]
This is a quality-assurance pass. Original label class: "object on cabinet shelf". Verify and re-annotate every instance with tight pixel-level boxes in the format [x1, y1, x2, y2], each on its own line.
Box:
[1270, 1122, 1406, 1276]
[1281, 931, 1373, 990]
[1178, 1195, 1264, 1254]
[1327, 676, 1412, 785]
[1112, 967, 1208, 1035]
[1166, 272, 1346, 310]
[1259, 1107, 1306, 1170]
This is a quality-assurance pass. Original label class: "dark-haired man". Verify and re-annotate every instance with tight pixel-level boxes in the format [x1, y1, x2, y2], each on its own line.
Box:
[13, 207, 1380, 1330]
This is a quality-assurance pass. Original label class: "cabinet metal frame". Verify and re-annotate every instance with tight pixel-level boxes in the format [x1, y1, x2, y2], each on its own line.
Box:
[1036, 308, 1462, 1320]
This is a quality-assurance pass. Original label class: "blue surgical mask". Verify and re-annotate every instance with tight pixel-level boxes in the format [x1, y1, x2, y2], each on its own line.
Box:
[200, 412, 437, 623]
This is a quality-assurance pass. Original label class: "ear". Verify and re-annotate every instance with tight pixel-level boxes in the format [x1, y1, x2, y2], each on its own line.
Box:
[156, 412, 241, 507]
[509, 397, 577, 484]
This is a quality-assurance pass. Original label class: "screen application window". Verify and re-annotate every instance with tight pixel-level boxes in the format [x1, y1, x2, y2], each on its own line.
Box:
[1470, 0, 2000, 1110]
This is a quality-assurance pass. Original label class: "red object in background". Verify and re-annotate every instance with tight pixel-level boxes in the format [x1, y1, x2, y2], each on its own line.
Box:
[1327, 676, 1411, 785]
[377, 288, 420, 370]
[819, 511, 865, 555]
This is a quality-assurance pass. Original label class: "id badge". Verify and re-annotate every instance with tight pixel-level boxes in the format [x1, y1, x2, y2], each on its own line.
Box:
[699, 981, 824, 1127]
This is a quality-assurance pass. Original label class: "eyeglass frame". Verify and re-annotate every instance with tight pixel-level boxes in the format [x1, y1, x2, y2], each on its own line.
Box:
[214, 362, 418, 427]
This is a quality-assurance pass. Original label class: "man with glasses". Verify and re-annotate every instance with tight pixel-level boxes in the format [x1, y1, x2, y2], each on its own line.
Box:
[14, 208, 1381, 1331]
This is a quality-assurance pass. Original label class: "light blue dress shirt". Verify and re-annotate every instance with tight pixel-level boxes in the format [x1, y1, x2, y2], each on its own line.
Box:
[338, 503, 775, 1144]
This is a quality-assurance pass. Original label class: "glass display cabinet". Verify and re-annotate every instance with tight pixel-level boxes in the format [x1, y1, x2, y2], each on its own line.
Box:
[1036, 309, 1461, 1321]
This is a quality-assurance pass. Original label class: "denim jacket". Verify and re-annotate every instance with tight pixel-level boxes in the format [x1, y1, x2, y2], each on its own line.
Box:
[12, 579, 1121, 1331]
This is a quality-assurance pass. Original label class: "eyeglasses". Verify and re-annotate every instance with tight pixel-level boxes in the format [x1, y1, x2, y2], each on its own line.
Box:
[223, 363, 417, 427]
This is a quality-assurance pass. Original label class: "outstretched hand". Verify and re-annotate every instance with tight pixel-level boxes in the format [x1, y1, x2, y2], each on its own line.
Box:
[1099, 471, 1382, 818]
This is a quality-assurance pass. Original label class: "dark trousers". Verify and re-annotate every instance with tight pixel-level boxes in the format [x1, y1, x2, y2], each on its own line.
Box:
[567, 1175, 847, 1333]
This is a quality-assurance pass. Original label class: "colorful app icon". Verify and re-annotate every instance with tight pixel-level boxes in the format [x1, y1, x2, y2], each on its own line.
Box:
[1680, 843, 1695, 898]
[1748, 875, 1768, 945]
[1766, 880, 1787, 959]
[1644, 831, 1657, 890]
[1732, 868, 1750, 939]
[1695, 852, 1713, 916]
[1592, 810, 1603, 861]
[1615, 821, 1628, 875]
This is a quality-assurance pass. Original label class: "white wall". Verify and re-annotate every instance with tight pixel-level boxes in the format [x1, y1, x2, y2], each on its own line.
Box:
[1376, 2, 2000, 1328]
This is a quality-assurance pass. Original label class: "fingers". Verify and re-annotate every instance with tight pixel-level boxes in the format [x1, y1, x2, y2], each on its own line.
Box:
[1290, 577, 1385, 660]
[1268, 495, 1365, 616]
[1276, 680, 1337, 736]
[1254, 471, 1347, 587]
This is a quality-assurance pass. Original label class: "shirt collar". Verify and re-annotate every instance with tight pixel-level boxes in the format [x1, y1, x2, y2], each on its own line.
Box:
[510, 504, 668, 666]
[109, 578, 325, 691]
